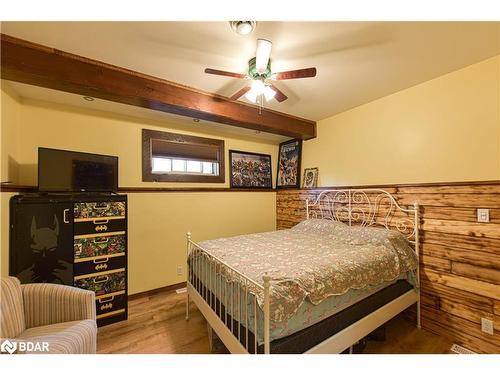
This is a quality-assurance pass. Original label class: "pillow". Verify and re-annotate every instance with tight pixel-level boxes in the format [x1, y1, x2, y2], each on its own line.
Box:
[339, 226, 417, 271]
[338, 226, 407, 246]
[292, 218, 348, 234]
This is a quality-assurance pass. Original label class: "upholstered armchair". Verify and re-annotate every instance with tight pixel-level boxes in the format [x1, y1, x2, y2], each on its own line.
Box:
[0, 276, 97, 354]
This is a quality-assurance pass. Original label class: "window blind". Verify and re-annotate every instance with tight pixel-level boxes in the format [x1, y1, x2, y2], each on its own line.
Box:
[151, 139, 220, 163]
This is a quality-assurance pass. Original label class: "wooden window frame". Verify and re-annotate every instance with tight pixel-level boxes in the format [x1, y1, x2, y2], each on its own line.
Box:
[142, 129, 225, 183]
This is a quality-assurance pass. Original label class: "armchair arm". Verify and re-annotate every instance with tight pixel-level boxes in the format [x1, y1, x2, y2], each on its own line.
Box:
[21, 283, 96, 329]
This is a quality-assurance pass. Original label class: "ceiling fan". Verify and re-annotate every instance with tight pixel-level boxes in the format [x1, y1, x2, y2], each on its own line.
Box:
[205, 39, 317, 104]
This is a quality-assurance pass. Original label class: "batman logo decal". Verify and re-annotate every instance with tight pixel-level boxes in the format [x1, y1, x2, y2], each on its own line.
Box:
[100, 303, 113, 310]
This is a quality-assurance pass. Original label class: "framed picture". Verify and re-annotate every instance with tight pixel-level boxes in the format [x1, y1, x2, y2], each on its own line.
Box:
[276, 139, 302, 189]
[229, 150, 272, 188]
[302, 168, 319, 188]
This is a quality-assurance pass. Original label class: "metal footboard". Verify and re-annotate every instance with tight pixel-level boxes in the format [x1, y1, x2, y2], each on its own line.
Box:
[185, 232, 271, 354]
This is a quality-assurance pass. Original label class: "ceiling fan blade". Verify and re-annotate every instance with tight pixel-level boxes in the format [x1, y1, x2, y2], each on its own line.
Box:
[204, 68, 246, 79]
[229, 86, 251, 101]
[269, 84, 288, 102]
[256, 39, 272, 74]
[274, 67, 317, 80]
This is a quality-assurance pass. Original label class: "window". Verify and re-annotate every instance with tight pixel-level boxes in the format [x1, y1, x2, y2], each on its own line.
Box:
[142, 129, 225, 183]
[152, 157, 218, 175]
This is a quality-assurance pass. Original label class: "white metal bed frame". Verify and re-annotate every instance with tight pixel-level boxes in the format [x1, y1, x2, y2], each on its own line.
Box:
[185, 189, 420, 354]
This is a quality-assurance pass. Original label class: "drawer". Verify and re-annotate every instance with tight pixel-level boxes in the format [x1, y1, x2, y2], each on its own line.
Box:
[74, 201, 126, 221]
[96, 291, 127, 316]
[74, 269, 126, 296]
[74, 232, 126, 259]
[97, 309, 127, 326]
[74, 254, 126, 276]
[74, 218, 126, 235]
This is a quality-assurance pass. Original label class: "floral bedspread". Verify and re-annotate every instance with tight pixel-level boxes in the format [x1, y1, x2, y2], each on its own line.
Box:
[196, 219, 417, 322]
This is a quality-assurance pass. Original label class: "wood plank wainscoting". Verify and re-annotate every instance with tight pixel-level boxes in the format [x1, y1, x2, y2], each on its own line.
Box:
[276, 182, 500, 353]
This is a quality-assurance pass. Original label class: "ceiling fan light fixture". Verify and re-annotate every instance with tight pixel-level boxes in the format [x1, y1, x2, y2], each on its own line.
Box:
[263, 85, 276, 101]
[250, 79, 265, 93]
[245, 89, 258, 103]
[256, 39, 272, 74]
[229, 21, 257, 36]
[245, 79, 265, 102]
[245, 81, 276, 103]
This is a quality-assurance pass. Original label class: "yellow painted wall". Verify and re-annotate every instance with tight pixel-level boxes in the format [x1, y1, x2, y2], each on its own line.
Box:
[0, 89, 277, 294]
[303, 55, 500, 186]
[1, 84, 20, 183]
[0, 85, 21, 282]
[14, 99, 279, 188]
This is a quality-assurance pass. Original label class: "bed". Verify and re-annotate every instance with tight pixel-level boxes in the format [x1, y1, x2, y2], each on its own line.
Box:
[185, 189, 420, 354]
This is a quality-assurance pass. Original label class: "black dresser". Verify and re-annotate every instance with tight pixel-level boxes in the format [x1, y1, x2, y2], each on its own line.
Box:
[9, 193, 128, 327]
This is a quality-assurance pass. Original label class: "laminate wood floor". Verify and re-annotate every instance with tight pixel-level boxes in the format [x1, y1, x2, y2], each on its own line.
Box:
[97, 288, 452, 354]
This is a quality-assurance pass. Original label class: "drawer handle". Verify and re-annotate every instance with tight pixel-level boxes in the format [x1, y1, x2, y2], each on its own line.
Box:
[93, 219, 109, 225]
[93, 257, 109, 264]
[63, 209, 70, 224]
[93, 237, 109, 244]
[94, 275, 109, 284]
[98, 296, 115, 303]
[93, 203, 110, 210]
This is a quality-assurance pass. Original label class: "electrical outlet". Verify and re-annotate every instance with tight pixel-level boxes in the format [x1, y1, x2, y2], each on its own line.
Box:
[477, 208, 490, 223]
[176, 265, 183, 276]
[481, 318, 494, 335]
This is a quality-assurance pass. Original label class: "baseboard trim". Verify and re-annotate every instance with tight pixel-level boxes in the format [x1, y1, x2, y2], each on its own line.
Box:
[129, 281, 187, 300]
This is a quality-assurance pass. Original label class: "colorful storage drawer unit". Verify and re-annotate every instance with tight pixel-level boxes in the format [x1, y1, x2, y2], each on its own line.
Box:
[74, 201, 126, 220]
[10, 193, 127, 327]
[74, 232, 126, 259]
[74, 269, 126, 296]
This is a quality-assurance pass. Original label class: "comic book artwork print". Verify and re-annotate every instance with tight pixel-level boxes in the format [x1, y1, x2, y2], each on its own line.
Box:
[74, 271, 126, 295]
[74, 234, 126, 259]
[302, 168, 319, 188]
[277, 139, 302, 188]
[74, 202, 125, 219]
[230, 151, 272, 188]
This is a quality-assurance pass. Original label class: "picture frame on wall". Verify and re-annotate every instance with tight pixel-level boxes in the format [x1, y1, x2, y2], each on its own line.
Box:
[302, 167, 319, 188]
[276, 139, 302, 189]
[229, 150, 272, 188]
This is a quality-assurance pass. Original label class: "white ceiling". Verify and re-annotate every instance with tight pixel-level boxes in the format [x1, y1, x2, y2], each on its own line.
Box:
[2, 21, 500, 121]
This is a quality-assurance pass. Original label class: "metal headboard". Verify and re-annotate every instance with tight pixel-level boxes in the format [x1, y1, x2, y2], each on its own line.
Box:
[306, 189, 419, 243]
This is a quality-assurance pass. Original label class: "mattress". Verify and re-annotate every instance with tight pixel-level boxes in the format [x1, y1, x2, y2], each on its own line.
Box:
[268, 279, 414, 353]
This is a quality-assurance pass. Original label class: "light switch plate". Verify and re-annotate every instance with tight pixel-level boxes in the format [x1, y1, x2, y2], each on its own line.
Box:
[477, 208, 490, 223]
[481, 318, 494, 335]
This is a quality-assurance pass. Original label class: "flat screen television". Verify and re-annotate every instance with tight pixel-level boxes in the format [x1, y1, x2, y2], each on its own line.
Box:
[38, 148, 118, 192]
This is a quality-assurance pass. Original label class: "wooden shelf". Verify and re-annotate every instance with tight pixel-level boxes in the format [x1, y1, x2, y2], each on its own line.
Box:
[0, 184, 277, 193]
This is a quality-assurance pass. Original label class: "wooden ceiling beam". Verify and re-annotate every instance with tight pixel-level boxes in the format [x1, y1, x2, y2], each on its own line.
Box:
[0, 34, 316, 140]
